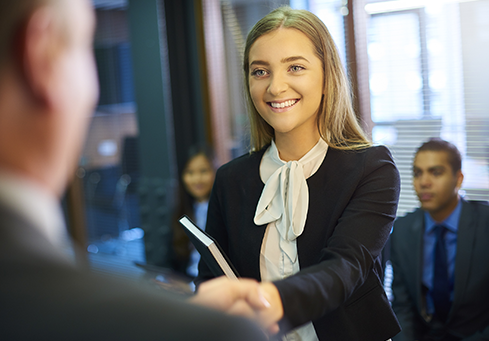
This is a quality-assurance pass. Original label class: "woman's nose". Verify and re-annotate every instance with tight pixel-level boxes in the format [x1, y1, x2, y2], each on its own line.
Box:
[267, 74, 288, 96]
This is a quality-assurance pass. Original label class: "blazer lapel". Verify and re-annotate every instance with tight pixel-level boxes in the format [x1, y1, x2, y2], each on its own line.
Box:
[450, 200, 476, 319]
[411, 210, 427, 316]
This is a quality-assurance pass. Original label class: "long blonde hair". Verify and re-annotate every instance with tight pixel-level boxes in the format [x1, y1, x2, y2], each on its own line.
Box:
[243, 6, 371, 151]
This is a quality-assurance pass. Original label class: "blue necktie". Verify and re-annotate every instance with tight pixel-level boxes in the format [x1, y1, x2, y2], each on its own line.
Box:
[432, 225, 451, 322]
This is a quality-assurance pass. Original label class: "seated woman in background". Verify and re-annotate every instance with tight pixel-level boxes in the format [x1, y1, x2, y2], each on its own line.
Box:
[196, 6, 401, 341]
[171, 148, 215, 278]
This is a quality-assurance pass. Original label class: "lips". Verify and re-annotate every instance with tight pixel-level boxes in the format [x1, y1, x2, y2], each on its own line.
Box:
[419, 193, 433, 201]
[191, 184, 206, 191]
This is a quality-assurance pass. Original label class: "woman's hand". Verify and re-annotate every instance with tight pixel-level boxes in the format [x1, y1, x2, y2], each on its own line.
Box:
[190, 277, 282, 336]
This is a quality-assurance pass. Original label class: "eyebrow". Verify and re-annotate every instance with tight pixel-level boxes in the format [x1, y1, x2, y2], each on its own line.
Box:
[428, 166, 446, 172]
[281, 56, 310, 63]
[413, 165, 446, 172]
[249, 55, 310, 67]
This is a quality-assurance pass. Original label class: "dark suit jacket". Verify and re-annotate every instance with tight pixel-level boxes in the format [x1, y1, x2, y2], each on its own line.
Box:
[197, 145, 402, 341]
[0, 203, 267, 341]
[390, 200, 489, 341]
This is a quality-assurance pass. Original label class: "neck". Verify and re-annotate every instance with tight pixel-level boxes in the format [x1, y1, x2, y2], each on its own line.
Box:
[274, 129, 321, 162]
[0, 77, 63, 199]
[0, 157, 62, 199]
[429, 196, 460, 223]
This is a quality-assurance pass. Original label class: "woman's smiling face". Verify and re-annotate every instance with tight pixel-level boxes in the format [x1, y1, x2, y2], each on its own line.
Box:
[248, 28, 324, 140]
[182, 154, 215, 202]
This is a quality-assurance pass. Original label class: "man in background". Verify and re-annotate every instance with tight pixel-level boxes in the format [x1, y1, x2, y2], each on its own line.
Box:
[390, 138, 489, 340]
[0, 0, 271, 339]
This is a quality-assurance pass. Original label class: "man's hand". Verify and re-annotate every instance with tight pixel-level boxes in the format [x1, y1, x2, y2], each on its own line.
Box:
[190, 277, 282, 335]
[257, 282, 284, 335]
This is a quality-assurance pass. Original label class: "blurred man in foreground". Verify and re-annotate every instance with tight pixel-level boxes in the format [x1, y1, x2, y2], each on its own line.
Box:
[390, 138, 489, 341]
[0, 0, 271, 339]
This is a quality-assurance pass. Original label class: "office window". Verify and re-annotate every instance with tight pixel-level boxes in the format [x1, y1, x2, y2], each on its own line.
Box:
[365, 0, 489, 216]
[80, 1, 145, 279]
[291, 0, 348, 67]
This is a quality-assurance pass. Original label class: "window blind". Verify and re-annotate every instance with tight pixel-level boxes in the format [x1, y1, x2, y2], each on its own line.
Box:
[364, 0, 489, 216]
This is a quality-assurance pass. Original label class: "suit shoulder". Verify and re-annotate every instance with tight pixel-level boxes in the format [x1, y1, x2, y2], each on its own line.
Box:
[330, 144, 393, 157]
[368, 144, 394, 155]
[465, 199, 489, 215]
[365, 145, 397, 166]
[216, 149, 263, 177]
[327, 145, 396, 170]
[391, 208, 423, 239]
[326, 145, 399, 187]
[394, 208, 422, 225]
[465, 199, 489, 207]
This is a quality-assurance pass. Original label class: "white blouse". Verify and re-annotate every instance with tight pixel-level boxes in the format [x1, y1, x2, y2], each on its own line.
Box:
[254, 139, 328, 341]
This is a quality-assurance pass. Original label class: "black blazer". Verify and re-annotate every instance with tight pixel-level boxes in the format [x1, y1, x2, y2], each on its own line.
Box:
[390, 200, 489, 340]
[197, 145, 402, 341]
[0, 203, 267, 341]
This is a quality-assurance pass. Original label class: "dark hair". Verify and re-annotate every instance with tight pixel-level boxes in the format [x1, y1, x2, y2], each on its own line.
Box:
[416, 138, 462, 173]
[176, 146, 215, 215]
[170, 146, 215, 275]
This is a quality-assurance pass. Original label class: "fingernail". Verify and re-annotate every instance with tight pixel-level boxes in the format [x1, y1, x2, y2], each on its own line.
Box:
[259, 289, 271, 308]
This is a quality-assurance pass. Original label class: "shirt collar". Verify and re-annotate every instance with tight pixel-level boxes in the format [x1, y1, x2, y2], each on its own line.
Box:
[424, 199, 462, 234]
[261, 138, 328, 182]
[254, 138, 328, 262]
[0, 169, 67, 247]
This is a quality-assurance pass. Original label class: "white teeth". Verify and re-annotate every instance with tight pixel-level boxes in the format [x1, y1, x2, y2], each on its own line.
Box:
[270, 100, 297, 108]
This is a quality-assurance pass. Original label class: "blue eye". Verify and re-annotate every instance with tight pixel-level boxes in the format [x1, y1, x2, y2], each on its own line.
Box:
[251, 69, 267, 77]
[290, 65, 305, 72]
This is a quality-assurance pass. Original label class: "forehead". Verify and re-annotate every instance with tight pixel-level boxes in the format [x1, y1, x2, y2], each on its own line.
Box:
[413, 150, 451, 169]
[186, 154, 211, 168]
[249, 28, 317, 61]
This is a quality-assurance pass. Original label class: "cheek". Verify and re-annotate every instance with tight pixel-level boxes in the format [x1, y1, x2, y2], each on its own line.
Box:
[443, 180, 458, 195]
[249, 82, 265, 106]
[182, 174, 192, 188]
[78, 52, 99, 108]
[413, 179, 423, 194]
[55, 53, 94, 140]
[61, 50, 98, 115]
[305, 82, 323, 106]
[204, 174, 215, 187]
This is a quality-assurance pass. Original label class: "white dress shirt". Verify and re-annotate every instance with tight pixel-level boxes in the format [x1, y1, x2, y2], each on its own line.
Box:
[0, 170, 68, 250]
[255, 139, 328, 341]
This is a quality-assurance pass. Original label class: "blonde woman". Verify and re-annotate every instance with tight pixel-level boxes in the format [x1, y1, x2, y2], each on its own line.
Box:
[196, 6, 400, 341]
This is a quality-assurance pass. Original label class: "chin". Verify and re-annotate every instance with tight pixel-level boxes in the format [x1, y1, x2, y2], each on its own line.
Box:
[423, 206, 441, 216]
[420, 202, 434, 212]
[269, 124, 296, 135]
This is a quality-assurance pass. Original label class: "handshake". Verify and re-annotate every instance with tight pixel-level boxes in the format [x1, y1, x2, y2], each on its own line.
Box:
[190, 277, 284, 336]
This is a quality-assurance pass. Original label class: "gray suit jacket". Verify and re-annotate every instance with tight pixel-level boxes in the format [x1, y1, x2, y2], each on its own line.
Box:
[0, 203, 267, 341]
[390, 199, 489, 341]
